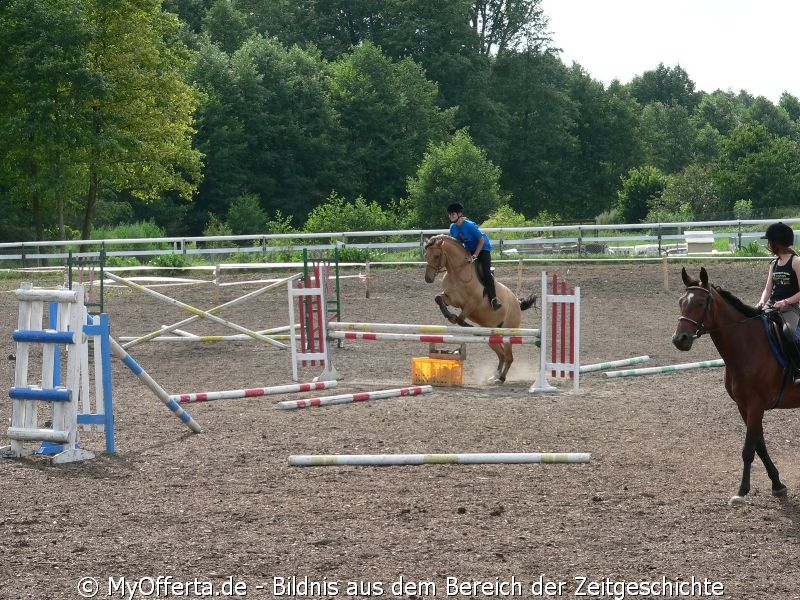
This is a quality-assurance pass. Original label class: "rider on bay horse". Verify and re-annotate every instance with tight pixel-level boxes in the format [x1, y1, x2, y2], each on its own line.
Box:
[447, 202, 502, 310]
[757, 221, 800, 385]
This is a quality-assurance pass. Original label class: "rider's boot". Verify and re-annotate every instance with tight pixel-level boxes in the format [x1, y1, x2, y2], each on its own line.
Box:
[490, 295, 502, 310]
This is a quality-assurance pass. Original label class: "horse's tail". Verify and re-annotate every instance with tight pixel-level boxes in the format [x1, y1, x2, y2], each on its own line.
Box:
[519, 293, 537, 311]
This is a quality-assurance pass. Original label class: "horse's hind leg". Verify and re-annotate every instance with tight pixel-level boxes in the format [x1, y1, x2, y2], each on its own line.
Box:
[731, 413, 785, 505]
[755, 435, 787, 497]
[488, 343, 513, 383]
[488, 343, 507, 383]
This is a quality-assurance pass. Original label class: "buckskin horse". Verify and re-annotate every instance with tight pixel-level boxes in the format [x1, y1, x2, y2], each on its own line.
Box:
[423, 234, 537, 383]
[673, 266, 800, 505]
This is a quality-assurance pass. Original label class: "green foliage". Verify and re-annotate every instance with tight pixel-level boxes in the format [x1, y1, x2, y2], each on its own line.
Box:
[327, 41, 454, 204]
[616, 166, 667, 224]
[408, 130, 505, 228]
[595, 208, 622, 225]
[226, 194, 267, 235]
[92, 221, 168, 247]
[303, 192, 395, 233]
[644, 202, 694, 224]
[657, 165, 722, 219]
[734, 241, 767, 257]
[93, 200, 136, 229]
[105, 255, 141, 267]
[201, 214, 233, 249]
[733, 199, 754, 220]
[150, 253, 186, 268]
[266, 210, 297, 235]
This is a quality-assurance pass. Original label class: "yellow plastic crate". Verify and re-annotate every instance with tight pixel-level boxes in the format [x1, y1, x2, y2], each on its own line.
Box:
[411, 357, 463, 387]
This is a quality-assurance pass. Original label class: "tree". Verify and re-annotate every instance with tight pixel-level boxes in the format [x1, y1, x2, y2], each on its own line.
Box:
[328, 42, 454, 205]
[627, 63, 700, 111]
[0, 0, 97, 240]
[638, 102, 697, 173]
[657, 165, 723, 220]
[191, 35, 343, 231]
[407, 130, 506, 227]
[488, 50, 577, 217]
[713, 123, 800, 212]
[203, 0, 254, 54]
[562, 65, 642, 218]
[79, 0, 203, 241]
[469, 0, 550, 56]
[0, 0, 204, 242]
[616, 166, 667, 224]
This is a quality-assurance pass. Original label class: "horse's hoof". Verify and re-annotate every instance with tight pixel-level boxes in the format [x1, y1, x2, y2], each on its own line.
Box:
[728, 495, 747, 506]
[772, 486, 788, 497]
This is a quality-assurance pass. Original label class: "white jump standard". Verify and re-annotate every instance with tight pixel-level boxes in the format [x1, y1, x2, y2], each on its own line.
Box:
[289, 452, 592, 466]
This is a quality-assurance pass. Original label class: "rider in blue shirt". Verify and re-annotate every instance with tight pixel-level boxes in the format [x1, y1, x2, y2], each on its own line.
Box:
[447, 202, 501, 310]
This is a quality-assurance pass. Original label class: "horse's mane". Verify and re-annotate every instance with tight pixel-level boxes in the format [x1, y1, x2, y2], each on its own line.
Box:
[713, 284, 762, 318]
[424, 234, 460, 249]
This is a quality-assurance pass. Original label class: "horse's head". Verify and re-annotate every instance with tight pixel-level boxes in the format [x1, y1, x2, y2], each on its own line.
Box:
[672, 267, 712, 350]
[423, 236, 446, 283]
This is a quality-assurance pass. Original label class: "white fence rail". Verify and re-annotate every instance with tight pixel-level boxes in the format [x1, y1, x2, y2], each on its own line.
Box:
[1, 218, 797, 266]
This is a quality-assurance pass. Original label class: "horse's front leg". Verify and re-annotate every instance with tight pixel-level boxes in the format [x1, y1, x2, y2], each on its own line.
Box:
[730, 431, 756, 506]
[754, 435, 787, 497]
[434, 295, 472, 326]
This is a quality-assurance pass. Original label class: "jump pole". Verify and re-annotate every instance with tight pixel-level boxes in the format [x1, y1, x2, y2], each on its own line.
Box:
[329, 322, 540, 337]
[329, 331, 539, 345]
[580, 355, 650, 373]
[289, 452, 592, 466]
[109, 338, 202, 433]
[278, 385, 432, 410]
[171, 380, 338, 404]
[605, 359, 724, 378]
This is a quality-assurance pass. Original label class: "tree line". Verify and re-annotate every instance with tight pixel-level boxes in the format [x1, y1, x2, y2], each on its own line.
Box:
[2, 0, 800, 244]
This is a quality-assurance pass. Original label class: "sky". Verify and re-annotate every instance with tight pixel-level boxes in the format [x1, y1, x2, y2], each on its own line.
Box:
[539, 0, 800, 103]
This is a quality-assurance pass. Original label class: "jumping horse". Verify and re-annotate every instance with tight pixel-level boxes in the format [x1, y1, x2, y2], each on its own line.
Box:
[673, 266, 800, 505]
[423, 234, 537, 382]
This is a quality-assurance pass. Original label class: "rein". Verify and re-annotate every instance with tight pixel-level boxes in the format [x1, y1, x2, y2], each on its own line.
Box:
[680, 285, 762, 338]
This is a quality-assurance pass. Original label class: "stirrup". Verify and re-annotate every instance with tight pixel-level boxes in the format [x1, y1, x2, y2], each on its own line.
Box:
[794, 373, 800, 387]
[491, 298, 502, 310]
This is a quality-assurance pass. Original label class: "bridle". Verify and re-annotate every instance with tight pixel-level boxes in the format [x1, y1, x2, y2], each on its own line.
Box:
[424, 237, 474, 283]
[678, 285, 713, 338]
[424, 241, 446, 275]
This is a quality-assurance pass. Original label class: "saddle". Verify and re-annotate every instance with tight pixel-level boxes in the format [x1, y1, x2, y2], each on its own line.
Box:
[764, 311, 800, 369]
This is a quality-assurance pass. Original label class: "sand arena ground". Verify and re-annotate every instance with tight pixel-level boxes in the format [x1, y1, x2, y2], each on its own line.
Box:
[1, 259, 799, 600]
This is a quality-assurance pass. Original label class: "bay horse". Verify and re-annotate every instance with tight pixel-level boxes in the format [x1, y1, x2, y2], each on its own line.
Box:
[673, 266, 800, 505]
[423, 234, 537, 382]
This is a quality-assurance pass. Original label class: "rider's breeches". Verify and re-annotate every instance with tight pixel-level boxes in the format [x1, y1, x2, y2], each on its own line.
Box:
[476, 250, 497, 300]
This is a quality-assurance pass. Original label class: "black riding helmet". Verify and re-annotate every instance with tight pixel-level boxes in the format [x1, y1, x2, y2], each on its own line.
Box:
[762, 222, 795, 247]
[447, 202, 464, 214]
